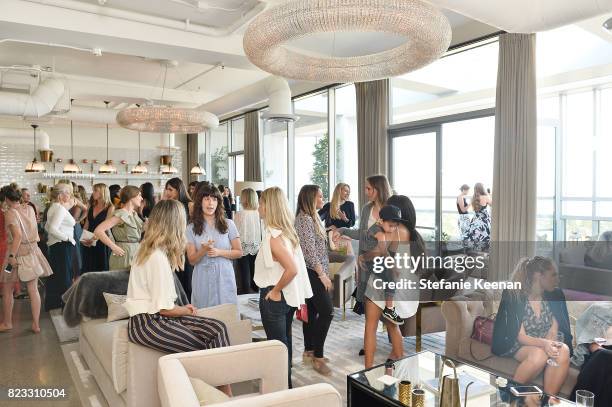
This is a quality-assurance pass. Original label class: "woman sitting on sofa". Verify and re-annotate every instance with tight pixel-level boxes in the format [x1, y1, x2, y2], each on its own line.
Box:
[492, 256, 573, 395]
[124, 199, 230, 358]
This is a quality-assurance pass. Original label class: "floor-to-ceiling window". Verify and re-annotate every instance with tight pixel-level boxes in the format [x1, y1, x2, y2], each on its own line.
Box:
[262, 118, 289, 194]
[210, 122, 229, 186]
[293, 92, 329, 200]
[334, 84, 359, 211]
[229, 117, 245, 188]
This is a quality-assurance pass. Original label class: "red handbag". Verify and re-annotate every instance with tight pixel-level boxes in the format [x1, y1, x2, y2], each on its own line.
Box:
[471, 314, 496, 345]
[296, 304, 308, 323]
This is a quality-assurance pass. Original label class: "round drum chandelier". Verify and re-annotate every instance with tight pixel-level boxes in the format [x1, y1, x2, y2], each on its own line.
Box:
[116, 106, 218, 134]
[243, 0, 452, 82]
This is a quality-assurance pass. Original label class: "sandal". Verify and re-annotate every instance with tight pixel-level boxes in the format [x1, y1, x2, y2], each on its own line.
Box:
[312, 358, 332, 376]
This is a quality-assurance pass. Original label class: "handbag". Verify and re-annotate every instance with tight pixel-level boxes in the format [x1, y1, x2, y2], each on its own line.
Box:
[14, 210, 49, 282]
[296, 304, 308, 323]
[469, 313, 496, 361]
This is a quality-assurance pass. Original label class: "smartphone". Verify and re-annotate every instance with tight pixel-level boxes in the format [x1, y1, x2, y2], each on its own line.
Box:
[510, 385, 542, 396]
[4, 264, 12, 274]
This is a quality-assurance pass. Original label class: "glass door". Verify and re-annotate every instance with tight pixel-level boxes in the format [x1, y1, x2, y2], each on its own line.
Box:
[390, 126, 440, 242]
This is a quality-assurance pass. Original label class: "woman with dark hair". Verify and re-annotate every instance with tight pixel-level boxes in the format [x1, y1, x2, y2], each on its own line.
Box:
[357, 195, 425, 368]
[109, 184, 121, 208]
[465, 182, 492, 250]
[217, 184, 233, 220]
[457, 184, 470, 241]
[94, 186, 144, 270]
[0, 185, 51, 332]
[492, 257, 572, 395]
[163, 178, 193, 297]
[187, 185, 242, 307]
[295, 184, 333, 376]
[188, 181, 198, 200]
[139, 182, 156, 219]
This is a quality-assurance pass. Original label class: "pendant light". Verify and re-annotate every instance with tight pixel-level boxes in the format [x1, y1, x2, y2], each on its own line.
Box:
[63, 121, 81, 174]
[190, 162, 205, 176]
[131, 131, 148, 174]
[99, 101, 117, 174]
[24, 124, 45, 173]
[160, 133, 178, 175]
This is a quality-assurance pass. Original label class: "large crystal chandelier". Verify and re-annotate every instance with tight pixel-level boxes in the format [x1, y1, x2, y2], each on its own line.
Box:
[243, 0, 452, 82]
[116, 62, 218, 133]
[24, 124, 45, 173]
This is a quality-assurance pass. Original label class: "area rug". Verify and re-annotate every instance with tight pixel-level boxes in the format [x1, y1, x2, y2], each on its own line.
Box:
[50, 308, 80, 343]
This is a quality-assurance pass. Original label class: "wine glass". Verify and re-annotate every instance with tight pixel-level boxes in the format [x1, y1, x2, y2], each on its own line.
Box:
[575, 390, 595, 407]
[546, 332, 565, 367]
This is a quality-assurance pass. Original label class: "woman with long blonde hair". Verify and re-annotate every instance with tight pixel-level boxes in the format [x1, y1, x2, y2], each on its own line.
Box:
[125, 199, 230, 357]
[234, 188, 262, 294]
[82, 183, 114, 272]
[255, 187, 312, 388]
[320, 182, 355, 229]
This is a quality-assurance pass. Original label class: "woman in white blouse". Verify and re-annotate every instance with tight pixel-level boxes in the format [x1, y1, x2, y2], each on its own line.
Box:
[45, 183, 76, 310]
[234, 188, 262, 294]
[125, 200, 230, 378]
[254, 187, 312, 388]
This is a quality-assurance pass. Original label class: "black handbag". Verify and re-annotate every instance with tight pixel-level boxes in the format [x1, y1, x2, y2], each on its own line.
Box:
[351, 287, 364, 315]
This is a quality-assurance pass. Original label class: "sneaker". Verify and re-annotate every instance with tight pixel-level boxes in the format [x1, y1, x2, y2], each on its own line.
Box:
[382, 307, 404, 325]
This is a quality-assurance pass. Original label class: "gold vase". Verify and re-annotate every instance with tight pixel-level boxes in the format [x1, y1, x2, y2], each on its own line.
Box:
[399, 381, 412, 406]
[39, 150, 52, 162]
[411, 388, 425, 407]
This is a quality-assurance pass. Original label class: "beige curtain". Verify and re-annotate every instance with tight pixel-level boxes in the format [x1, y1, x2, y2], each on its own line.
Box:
[187, 133, 198, 182]
[356, 79, 389, 204]
[490, 33, 537, 282]
[244, 111, 261, 182]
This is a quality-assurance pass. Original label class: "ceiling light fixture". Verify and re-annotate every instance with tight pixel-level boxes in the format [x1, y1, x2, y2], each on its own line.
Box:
[63, 121, 81, 174]
[116, 62, 219, 133]
[99, 101, 117, 174]
[160, 133, 178, 175]
[190, 162, 205, 176]
[243, 0, 452, 82]
[604, 17, 612, 31]
[131, 131, 148, 174]
[24, 124, 45, 173]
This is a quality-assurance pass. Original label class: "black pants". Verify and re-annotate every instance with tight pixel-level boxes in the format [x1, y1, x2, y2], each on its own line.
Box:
[237, 254, 258, 294]
[177, 255, 193, 301]
[46, 241, 73, 311]
[571, 348, 612, 407]
[259, 286, 295, 388]
[302, 268, 334, 359]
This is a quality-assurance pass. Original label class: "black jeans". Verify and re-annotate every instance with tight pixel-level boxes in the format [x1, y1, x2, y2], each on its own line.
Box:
[237, 254, 258, 294]
[259, 286, 295, 388]
[46, 241, 73, 311]
[303, 268, 334, 359]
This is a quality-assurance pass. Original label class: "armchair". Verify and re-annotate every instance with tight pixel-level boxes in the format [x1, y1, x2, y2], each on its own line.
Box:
[158, 340, 342, 407]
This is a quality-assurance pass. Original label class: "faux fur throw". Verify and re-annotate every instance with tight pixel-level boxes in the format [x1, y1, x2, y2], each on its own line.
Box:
[61, 269, 189, 327]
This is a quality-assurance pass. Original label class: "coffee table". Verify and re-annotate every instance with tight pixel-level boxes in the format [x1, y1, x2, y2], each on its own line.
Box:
[237, 293, 264, 331]
[347, 350, 575, 407]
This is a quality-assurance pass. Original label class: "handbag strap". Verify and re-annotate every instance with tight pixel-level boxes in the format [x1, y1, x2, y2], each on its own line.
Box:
[13, 209, 35, 248]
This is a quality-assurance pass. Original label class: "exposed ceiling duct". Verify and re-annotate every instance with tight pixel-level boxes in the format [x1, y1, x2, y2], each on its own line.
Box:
[0, 78, 65, 117]
[261, 76, 298, 122]
[66, 106, 120, 124]
[426, 0, 612, 33]
[0, 127, 51, 150]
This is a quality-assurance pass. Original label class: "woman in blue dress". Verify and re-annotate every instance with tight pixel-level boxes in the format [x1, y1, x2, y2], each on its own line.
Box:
[187, 184, 243, 308]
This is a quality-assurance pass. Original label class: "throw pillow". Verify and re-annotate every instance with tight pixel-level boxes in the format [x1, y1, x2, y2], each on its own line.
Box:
[189, 377, 230, 405]
[103, 292, 129, 322]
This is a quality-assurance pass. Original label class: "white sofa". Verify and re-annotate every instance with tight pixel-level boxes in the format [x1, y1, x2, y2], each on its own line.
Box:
[80, 304, 252, 407]
[158, 340, 342, 407]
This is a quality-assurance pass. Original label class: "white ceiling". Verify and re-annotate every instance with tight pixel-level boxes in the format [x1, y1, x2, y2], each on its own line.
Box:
[1, 0, 609, 124]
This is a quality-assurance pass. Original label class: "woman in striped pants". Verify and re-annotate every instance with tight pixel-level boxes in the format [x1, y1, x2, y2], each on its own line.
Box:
[124, 199, 230, 355]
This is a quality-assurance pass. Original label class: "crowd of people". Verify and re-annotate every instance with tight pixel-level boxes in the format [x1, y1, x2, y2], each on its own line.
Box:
[1, 174, 610, 403]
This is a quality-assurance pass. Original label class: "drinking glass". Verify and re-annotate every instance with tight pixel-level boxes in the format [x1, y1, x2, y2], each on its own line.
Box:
[546, 332, 565, 367]
[594, 337, 607, 346]
[575, 390, 595, 407]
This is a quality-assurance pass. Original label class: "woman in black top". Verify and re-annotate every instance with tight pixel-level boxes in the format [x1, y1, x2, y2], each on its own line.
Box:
[218, 184, 233, 220]
[319, 183, 356, 229]
[139, 182, 156, 219]
[456, 184, 470, 241]
[82, 183, 114, 272]
[163, 178, 193, 299]
[492, 256, 572, 395]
